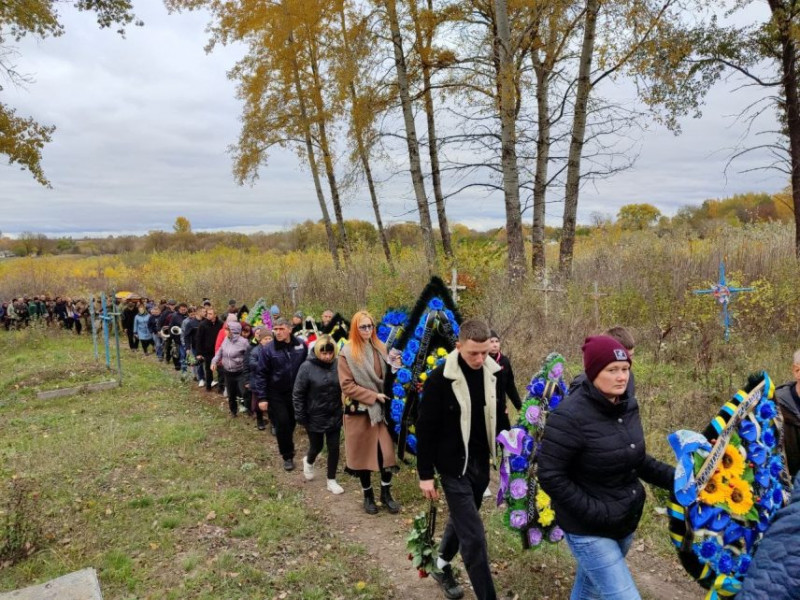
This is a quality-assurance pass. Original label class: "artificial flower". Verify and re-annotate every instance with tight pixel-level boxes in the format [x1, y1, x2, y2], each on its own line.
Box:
[699, 474, 729, 505]
[377, 325, 391, 342]
[428, 297, 444, 310]
[762, 428, 776, 449]
[406, 339, 420, 353]
[758, 401, 778, 422]
[426, 355, 435, 367]
[738, 419, 758, 442]
[392, 383, 406, 398]
[419, 372, 428, 382]
[527, 528, 543, 547]
[509, 478, 528, 500]
[522, 436, 535, 457]
[737, 553, 752, 575]
[436, 347, 447, 357]
[698, 539, 721, 561]
[769, 455, 784, 479]
[396, 369, 412, 384]
[707, 509, 731, 532]
[715, 550, 735, 575]
[406, 434, 417, 454]
[749, 443, 767, 466]
[538, 508, 555, 526]
[720, 446, 745, 479]
[510, 456, 528, 472]
[509, 510, 527, 529]
[727, 478, 754, 516]
[525, 405, 541, 425]
[549, 393, 562, 410]
[548, 526, 564, 542]
[528, 378, 545, 397]
[754, 468, 770, 487]
[535, 489, 551, 510]
[723, 522, 745, 545]
[414, 325, 425, 339]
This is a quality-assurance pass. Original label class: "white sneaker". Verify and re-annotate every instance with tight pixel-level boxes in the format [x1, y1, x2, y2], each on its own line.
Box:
[198, 380, 205, 388]
[327, 479, 344, 495]
[302, 456, 315, 481]
[211, 381, 218, 388]
[483, 487, 492, 498]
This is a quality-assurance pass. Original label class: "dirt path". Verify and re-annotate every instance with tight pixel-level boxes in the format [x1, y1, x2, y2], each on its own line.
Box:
[202, 391, 702, 599]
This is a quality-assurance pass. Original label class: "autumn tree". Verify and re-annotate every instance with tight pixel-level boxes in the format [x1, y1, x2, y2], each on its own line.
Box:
[173, 216, 192, 233]
[0, 1, 140, 186]
[616, 203, 661, 230]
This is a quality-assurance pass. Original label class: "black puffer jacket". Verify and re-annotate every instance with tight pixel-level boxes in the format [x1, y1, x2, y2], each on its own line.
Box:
[292, 357, 342, 433]
[538, 378, 674, 539]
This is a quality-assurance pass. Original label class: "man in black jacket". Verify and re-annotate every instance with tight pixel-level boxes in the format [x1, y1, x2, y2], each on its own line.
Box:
[121, 301, 139, 351]
[196, 308, 223, 391]
[417, 319, 500, 600]
[253, 318, 307, 471]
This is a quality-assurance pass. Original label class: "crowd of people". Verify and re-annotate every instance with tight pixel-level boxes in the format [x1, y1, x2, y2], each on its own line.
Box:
[6, 291, 800, 600]
[1, 295, 92, 333]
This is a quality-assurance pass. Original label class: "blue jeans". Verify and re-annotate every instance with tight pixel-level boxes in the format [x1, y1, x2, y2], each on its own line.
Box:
[565, 533, 641, 600]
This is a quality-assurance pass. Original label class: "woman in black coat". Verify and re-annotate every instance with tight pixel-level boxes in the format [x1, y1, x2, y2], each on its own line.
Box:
[538, 336, 674, 600]
[292, 334, 344, 495]
[488, 330, 522, 433]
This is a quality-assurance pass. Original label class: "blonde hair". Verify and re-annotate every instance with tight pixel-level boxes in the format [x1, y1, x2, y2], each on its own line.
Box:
[347, 310, 385, 363]
[313, 334, 339, 359]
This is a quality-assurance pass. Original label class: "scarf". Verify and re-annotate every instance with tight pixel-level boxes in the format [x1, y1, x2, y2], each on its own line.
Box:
[341, 341, 386, 425]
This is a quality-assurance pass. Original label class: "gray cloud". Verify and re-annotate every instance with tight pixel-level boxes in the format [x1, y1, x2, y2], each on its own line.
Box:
[0, 4, 787, 237]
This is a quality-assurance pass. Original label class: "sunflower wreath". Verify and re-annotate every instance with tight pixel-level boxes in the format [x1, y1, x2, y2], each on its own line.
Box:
[382, 276, 461, 459]
[496, 352, 567, 548]
[668, 371, 792, 599]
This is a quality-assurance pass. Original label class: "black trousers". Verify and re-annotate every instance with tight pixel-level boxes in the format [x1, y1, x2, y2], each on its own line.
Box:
[140, 339, 153, 354]
[439, 456, 496, 600]
[126, 329, 138, 350]
[307, 428, 341, 480]
[226, 371, 243, 415]
[202, 359, 215, 390]
[270, 397, 295, 460]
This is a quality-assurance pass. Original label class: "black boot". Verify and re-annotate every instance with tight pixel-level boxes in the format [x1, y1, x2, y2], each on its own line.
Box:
[380, 484, 401, 514]
[363, 488, 378, 515]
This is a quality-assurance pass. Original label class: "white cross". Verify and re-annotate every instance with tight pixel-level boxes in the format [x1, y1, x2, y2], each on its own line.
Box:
[449, 268, 467, 304]
[533, 269, 565, 318]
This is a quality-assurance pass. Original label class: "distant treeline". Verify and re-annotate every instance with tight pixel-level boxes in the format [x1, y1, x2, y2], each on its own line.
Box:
[3, 191, 790, 258]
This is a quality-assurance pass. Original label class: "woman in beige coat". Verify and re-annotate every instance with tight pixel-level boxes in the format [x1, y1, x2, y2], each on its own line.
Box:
[338, 310, 400, 514]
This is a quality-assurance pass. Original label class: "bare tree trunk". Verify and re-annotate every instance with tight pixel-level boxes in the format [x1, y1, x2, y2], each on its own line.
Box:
[337, 7, 394, 270]
[531, 46, 550, 276]
[307, 38, 351, 264]
[410, 0, 453, 258]
[769, 0, 800, 259]
[385, 0, 437, 269]
[559, 0, 598, 277]
[290, 55, 340, 269]
[494, 0, 526, 280]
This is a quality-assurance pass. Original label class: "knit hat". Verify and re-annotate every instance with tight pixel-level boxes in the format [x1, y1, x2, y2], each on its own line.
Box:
[228, 299, 236, 306]
[270, 305, 280, 315]
[489, 330, 499, 339]
[293, 311, 303, 319]
[582, 335, 631, 383]
[229, 322, 242, 335]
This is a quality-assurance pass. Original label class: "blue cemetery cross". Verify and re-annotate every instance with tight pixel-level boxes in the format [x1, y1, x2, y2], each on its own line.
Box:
[693, 260, 754, 341]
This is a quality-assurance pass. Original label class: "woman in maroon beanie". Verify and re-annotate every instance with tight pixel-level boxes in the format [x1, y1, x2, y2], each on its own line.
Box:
[537, 336, 674, 600]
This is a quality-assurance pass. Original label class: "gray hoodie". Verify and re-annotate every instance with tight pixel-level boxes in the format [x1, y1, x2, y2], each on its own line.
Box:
[211, 323, 250, 372]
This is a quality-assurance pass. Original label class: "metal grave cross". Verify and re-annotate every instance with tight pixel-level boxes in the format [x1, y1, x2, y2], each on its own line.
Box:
[534, 268, 565, 318]
[449, 267, 467, 304]
[586, 281, 608, 328]
[693, 260, 754, 341]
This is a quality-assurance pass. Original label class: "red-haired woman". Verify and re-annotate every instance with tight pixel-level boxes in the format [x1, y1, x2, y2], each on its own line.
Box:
[338, 310, 400, 514]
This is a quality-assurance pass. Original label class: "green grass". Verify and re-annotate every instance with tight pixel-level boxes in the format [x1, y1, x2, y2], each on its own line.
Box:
[0, 330, 392, 599]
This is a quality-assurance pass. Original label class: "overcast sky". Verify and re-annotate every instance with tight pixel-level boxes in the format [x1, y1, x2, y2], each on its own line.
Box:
[0, 3, 786, 237]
